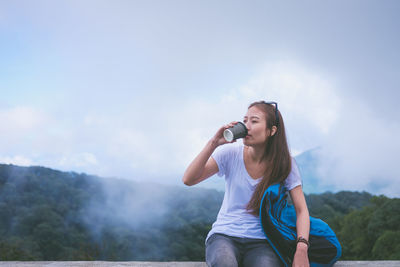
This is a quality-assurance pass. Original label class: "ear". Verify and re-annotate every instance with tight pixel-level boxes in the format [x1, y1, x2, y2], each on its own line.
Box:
[270, 126, 277, 136]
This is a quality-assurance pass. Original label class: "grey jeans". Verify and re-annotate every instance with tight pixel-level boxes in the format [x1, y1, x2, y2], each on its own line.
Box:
[205, 233, 283, 267]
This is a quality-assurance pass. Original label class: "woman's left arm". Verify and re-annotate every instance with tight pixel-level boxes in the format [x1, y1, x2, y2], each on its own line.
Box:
[290, 185, 310, 267]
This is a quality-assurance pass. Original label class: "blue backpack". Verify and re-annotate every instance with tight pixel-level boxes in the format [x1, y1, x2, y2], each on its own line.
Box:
[260, 183, 342, 267]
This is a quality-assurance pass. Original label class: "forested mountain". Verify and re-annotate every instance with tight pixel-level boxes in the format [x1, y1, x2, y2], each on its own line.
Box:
[0, 164, 399, 261]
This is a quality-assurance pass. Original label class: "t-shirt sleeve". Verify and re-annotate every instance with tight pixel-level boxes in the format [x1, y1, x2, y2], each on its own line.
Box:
[211, 144, 235, 177]
[284, 157, 302, 191]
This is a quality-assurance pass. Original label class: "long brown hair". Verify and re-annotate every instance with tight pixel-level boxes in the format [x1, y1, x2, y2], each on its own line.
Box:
[246, 101, 292, 216]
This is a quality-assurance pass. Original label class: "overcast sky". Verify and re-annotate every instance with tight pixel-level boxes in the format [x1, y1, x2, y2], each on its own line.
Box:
[1, 0, 399, 196]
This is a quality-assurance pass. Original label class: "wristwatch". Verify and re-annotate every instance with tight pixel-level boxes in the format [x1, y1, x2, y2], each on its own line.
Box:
[296, 236, 310, 247]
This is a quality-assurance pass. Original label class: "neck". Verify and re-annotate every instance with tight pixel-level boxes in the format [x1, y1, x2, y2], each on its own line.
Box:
[246, 144, 265, 163]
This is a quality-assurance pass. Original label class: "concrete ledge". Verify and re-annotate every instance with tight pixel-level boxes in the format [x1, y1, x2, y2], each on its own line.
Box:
[0, 261, 399, 267]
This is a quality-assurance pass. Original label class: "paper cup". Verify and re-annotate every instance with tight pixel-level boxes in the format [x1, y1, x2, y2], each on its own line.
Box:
[223, 122, 248, 142]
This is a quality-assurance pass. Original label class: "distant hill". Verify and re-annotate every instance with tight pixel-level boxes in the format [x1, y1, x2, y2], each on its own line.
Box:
[0, 163, 398, 261]
[0, 164, 222, 261]
[294, 147, 327, 194]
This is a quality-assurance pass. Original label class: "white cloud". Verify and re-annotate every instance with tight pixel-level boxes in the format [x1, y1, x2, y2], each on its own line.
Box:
[0, 155, 33, 166]
[0, 106, 54, 155]
[103, 60, 343, 181]
[181, 60, 400, 197]
[0, 106, 48, 132]
[58, 152, 98, 168]
[0, 0, 398, 199]
[0, 62, 397, 197]
[237, 61, 342, 134]
[316, 99, 400, 196]
[212, 60, 342, 155]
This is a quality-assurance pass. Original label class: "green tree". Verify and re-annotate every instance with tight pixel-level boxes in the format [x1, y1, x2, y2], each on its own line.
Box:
[372, 230, 400, 260]
[337, 206, 375, 260]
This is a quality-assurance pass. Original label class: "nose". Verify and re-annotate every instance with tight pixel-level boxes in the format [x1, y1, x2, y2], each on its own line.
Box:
[244, 122, 251, 131]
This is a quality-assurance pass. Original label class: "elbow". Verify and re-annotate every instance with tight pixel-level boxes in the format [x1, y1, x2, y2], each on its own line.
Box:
[182, 176, 193, 186]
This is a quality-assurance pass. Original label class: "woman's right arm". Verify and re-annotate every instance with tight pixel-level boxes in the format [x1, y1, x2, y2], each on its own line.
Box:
[182, 122, 237, 186]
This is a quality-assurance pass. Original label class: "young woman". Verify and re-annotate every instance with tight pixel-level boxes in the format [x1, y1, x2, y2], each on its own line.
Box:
[182, 101, 310, 267]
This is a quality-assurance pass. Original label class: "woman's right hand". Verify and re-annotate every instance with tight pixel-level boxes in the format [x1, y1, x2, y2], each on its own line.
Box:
[182, 121, 239, 186]
[211, 121, 239, 147]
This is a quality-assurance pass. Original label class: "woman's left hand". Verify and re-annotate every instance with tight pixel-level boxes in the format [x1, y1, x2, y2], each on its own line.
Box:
[292, 243, 309, 267]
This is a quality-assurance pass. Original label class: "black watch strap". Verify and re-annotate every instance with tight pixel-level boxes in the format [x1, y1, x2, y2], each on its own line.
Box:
[296, 236, 310, 247]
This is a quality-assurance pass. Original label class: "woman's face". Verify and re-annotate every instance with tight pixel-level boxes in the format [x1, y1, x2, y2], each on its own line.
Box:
[243, 106, 271, 146]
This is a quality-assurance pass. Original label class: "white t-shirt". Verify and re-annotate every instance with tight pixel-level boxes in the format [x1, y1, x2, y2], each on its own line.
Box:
[205, 143, 302, 243]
